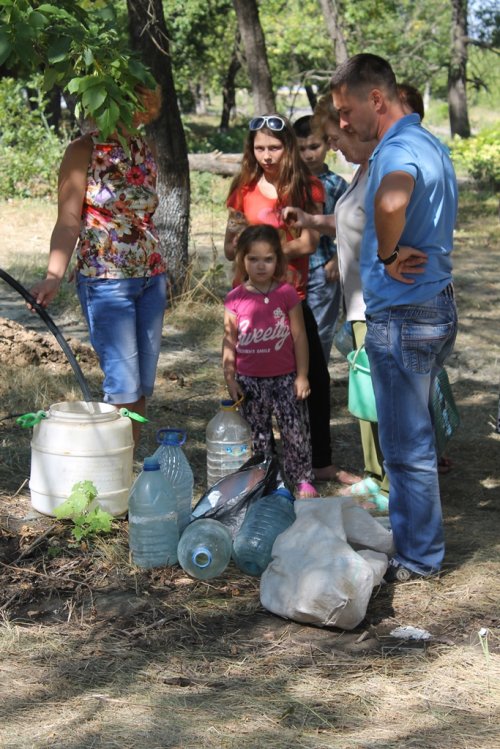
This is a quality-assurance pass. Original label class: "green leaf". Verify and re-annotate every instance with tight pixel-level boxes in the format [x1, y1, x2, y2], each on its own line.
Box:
[54, 480, 98, 520]
[47, 36, 72, 64]
[0, 32, 12, 67]
[83, 47, 94, 66]
[95, 98, 120, 137]
[28, 11, 48, 30]
[66, 76, 82, 94]
[82, 84, 107, 112]
[43, 67, 59, 92]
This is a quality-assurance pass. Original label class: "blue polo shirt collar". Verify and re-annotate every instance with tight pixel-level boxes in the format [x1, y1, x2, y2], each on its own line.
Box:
[369, 114, 421, 166]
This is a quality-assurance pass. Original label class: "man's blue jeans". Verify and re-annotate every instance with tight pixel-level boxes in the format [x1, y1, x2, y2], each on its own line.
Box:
[365, 285, 458, 574]
[307, 264, 341, 363]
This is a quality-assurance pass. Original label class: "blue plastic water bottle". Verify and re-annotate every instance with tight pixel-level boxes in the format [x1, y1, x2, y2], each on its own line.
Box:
[128, 456, 179, 568]
[177, 519, 232, 580]
[232, 487, 296, 576]
[154, 428, 194, 535]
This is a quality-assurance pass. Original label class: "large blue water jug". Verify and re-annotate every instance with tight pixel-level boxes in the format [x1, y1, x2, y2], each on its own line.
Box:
[128, 456, 179, 568]
[232, 487, 296, 576]
[153, 428, 194, 535]
[177, 519, 232, 580]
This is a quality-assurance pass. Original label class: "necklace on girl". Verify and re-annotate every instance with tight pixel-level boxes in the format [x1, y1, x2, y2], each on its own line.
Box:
[247, 281, 274, 304]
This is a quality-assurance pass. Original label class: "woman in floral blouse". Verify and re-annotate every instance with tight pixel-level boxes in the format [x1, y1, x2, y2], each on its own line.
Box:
[30, 87, 166, 446]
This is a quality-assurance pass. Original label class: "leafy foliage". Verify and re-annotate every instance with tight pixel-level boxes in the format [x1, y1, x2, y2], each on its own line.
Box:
[0, 0, 155, 138]
[54, 480, 114, 542]
[451, 126, 500, 189]
[0, 76, 63, 198]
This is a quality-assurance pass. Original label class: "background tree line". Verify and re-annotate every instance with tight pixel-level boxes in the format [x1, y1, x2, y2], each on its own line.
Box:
[0, 0, 498, 287]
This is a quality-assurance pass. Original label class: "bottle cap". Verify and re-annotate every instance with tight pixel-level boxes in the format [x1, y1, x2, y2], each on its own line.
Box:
[274, 487, 294, 502]
[143, 456, 160, 471]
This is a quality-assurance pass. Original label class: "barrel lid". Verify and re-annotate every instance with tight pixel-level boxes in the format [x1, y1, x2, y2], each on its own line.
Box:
[143, 456, 160, 471]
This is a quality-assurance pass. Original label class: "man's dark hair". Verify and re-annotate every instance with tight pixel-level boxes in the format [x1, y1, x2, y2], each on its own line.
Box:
[330, 54, 398, 98]
[293, 115, 313, 139]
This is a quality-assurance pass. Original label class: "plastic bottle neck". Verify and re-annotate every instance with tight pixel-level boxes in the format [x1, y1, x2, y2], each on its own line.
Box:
[192, 547, 212, 568]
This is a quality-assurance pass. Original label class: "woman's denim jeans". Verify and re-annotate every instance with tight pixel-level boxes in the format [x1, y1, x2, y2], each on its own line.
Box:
[365, 285, 458, 574]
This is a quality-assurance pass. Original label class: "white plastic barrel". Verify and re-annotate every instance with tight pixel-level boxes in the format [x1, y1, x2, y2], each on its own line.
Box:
[29, 401, 134, 517]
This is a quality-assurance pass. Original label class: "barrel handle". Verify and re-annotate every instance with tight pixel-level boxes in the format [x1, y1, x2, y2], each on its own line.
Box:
[119, 408, 149, 423]
[16, 410, 47, 428]
[156, 428, 187, 446]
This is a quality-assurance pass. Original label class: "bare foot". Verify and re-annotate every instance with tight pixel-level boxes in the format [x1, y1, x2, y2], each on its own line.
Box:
[313, 464, 361, 485]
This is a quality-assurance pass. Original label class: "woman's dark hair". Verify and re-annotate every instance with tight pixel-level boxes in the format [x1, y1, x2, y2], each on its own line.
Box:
[398, 83, 425, 120]
[228, 113, 317, 213]
[235, 224, 287, 281]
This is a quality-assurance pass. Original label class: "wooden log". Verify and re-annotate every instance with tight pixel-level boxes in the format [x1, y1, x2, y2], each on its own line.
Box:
[188, 152, 242, 176]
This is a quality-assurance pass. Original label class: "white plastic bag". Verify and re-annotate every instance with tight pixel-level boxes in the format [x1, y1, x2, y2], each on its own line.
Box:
[260, 497, 389, 630]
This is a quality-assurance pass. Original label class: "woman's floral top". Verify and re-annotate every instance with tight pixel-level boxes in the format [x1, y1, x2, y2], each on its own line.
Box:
[76, 134, 166, 278]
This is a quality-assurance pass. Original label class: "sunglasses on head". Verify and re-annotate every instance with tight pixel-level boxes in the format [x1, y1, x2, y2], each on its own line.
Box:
[249, 115, 286, 132]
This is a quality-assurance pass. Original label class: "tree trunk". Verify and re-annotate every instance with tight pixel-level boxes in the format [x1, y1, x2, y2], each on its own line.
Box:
[317, 0, 349, 64]
[305, 84, 317, 111]
[232, 0, 275, 114]
[448, 0, 471, 138]
[220, 36, 241, 131]
[126, 0, 190, 294]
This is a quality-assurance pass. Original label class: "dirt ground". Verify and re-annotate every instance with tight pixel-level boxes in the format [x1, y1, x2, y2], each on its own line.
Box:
[0, 189, 499, 749]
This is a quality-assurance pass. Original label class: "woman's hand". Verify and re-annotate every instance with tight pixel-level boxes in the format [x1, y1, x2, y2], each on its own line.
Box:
[324, 256, 340, 282]
[28, 277, 62, 309]
[294, 374, 311, 400]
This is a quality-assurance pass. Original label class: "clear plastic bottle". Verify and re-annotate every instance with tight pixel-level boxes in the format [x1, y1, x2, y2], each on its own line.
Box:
[177, 519, 232, 580]
[232, 487, 296, 576]
[153, 428, 194, 535]
[206, 399, 252, 487]
[128, 456, 179, 568]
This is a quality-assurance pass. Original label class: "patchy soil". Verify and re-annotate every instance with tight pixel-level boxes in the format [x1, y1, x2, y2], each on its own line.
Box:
[0, 190, 499, 749]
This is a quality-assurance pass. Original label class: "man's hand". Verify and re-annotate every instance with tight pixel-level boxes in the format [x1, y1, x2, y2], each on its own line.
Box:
[384, 245, 428, 284]
[282, 206, 307, 228]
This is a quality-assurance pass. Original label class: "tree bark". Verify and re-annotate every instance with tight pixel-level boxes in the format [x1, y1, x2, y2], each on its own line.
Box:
[317, 0, 349, 64]
[232, 0, 275, 114]
[220, 35, 241, 131]
[448, 0, 471, 138]
[126, 0, 190, 293]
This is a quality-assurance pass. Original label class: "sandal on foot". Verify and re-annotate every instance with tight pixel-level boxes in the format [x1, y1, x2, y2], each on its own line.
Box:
[296, 481, 320, 499]
[348, 477, 380, 497]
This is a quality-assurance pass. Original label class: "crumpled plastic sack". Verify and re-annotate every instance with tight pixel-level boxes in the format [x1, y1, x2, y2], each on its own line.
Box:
[260, 497, 390, 630]
[191, 454, 280, 539]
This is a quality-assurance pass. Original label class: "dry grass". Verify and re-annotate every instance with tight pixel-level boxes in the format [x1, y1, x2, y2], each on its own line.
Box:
[0, 185, 499, 749]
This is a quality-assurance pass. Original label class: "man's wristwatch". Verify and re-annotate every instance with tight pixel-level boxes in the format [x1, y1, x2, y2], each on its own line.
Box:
[377, 244, 400, 266]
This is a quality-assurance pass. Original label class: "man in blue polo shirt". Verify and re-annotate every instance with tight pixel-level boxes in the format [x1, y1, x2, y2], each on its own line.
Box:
[331, 54, 458, 583]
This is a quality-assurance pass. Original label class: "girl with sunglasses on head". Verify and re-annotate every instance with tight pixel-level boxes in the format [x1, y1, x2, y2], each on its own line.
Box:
[224, 114, 360, 487]
[223, 224, 318, 498]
